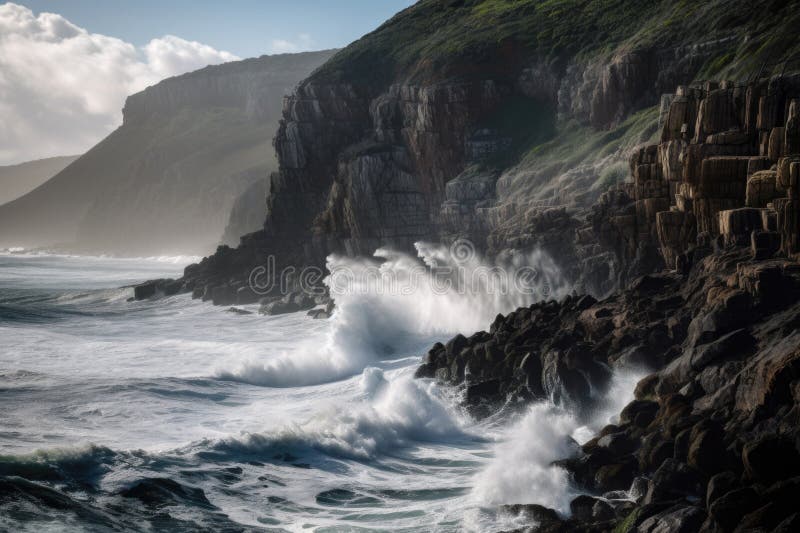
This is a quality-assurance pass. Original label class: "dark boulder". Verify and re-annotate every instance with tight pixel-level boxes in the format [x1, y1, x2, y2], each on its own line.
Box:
[643, 459, 701, 505]
[500, 503, 562, 528]
[708, 486, 761, 531]
[742, 434, 800, 483]
[635, 504, 704, 533]
[705, 471, 737, 508]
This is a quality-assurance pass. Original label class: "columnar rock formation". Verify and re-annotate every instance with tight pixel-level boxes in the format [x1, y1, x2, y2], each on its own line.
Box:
[600, 75, 800, 278]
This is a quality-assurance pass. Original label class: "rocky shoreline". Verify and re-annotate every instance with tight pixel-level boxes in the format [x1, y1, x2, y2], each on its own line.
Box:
[417, 246, 800, 532]
[412, 73, 800, 531]
[124, 3, 800, 528]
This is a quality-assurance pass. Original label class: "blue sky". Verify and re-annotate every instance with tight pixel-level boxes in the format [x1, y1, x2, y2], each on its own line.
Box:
[16, 0, 416, 58]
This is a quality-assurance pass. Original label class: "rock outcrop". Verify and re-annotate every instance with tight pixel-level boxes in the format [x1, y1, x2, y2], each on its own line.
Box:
[587, 75, 800, 289]
[183, 0, 800, 300]
[417, 246, 800, 532]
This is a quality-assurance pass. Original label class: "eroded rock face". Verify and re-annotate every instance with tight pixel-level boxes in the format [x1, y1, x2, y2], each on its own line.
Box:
[596, 75, 800, 283]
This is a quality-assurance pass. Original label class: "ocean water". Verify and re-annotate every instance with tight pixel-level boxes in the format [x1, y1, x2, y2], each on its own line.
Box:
[0, 248, 637, 532]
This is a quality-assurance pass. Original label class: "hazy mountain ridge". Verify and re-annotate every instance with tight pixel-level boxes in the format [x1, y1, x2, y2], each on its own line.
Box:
[0, 50, 335, 255]
[0, 155, 78, 207]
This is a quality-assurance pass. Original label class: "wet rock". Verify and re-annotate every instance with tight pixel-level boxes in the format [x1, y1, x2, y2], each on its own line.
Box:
[687, 421, 729, 475]
[133, 279, 183, 300]
[569, 494, 613, 523]
[211, 284, 238, 306]
[705, 470, 737, 508]
[635, 504, 704, 533]
[598, 432, 638, 457]
[595, 457, 638, 492]
[742, 434, 800, 483]
[500, 503, 562, 528]
[708, 486, 761, 530]
[307, 308, 331, 319]
[620, 400, 659, 427]
[643, 459, 701, 505]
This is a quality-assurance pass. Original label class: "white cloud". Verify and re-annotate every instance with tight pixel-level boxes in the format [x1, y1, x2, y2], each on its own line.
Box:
[269, 33, 315, 54]
[0, 2, 239, 165]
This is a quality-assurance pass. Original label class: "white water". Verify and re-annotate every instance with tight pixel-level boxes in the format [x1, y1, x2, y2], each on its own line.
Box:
[0, 247, 635, 531]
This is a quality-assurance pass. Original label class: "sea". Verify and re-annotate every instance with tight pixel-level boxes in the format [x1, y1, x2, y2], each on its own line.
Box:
[0, 247, 638, 532]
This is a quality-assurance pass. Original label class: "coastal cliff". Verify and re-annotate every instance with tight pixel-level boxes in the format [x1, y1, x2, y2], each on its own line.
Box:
[130, 1, 800, 530]
[182, 0, 800, 301]
[416, 74, 800, 531]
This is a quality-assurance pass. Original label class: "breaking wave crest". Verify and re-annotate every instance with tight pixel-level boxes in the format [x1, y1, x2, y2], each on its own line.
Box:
[205, 369, 474, 461]
[216, 243, 571, 387]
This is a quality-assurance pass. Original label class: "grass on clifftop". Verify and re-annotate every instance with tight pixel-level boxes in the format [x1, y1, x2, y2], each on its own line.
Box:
[497, 106, 659, 202]
[314, 0, 800, 88]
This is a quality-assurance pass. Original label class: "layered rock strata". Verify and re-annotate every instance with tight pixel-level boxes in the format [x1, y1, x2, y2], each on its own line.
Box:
[598, 76, 800, 278]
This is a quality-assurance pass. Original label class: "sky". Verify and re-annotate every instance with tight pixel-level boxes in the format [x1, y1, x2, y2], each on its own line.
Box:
[0, 1, 415, 165]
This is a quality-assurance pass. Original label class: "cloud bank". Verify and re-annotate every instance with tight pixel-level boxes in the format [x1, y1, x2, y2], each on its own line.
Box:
[0, 3, 239, 165]
[270, 33, 315, 54]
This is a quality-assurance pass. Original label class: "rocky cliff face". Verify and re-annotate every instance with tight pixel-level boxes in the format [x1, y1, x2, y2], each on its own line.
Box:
[593, 74, 800, 286]
[410, 69, 800, 532]
[0, 50, 335, 255]
[265, 50, 712, 266]
[185, 0, 800, 299]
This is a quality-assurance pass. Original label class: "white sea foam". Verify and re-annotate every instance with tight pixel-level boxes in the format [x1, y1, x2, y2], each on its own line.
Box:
[1, 250, 650, 531]
[208, 369, 471, 460]
[471, 371, 644, 515]
[216, 243, 571, 387]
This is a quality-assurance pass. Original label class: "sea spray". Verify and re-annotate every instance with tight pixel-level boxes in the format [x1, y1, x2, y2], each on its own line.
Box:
[216, 242, 571, 387]
[470, 371, 644, 516]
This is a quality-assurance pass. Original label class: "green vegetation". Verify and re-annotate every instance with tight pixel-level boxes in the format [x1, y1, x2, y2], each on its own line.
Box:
[613, 508, 641, 533]
[499, 106, 658, 200]
[314, 0, 800, 88]
[520, 106, 658, 172]
[596, 162, 629, 192]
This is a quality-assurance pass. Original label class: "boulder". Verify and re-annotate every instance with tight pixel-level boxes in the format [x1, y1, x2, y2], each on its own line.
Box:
[687, 421, 729, 475]
[133, 278, 183, 300]
[236, 285, 260, 305]
[259, 299, 300, 315]
[742, 434, 800, 483]
[769, 127, 786, 161]
[643, 459, 701, 505]
[211, 284, 238, 306]
[595, 457, 638, 492]
[718, 207, 765, 246]
[751, 229, 781, 260]
[706, 470, 737, 508]
[708, 487, 761, 530]
[635, 504, 704, 533]
[745, 170, 779, 208]
[499, 504, 562, 528]
[306, 308, 330, 319]
[620, 400, 659, 428]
